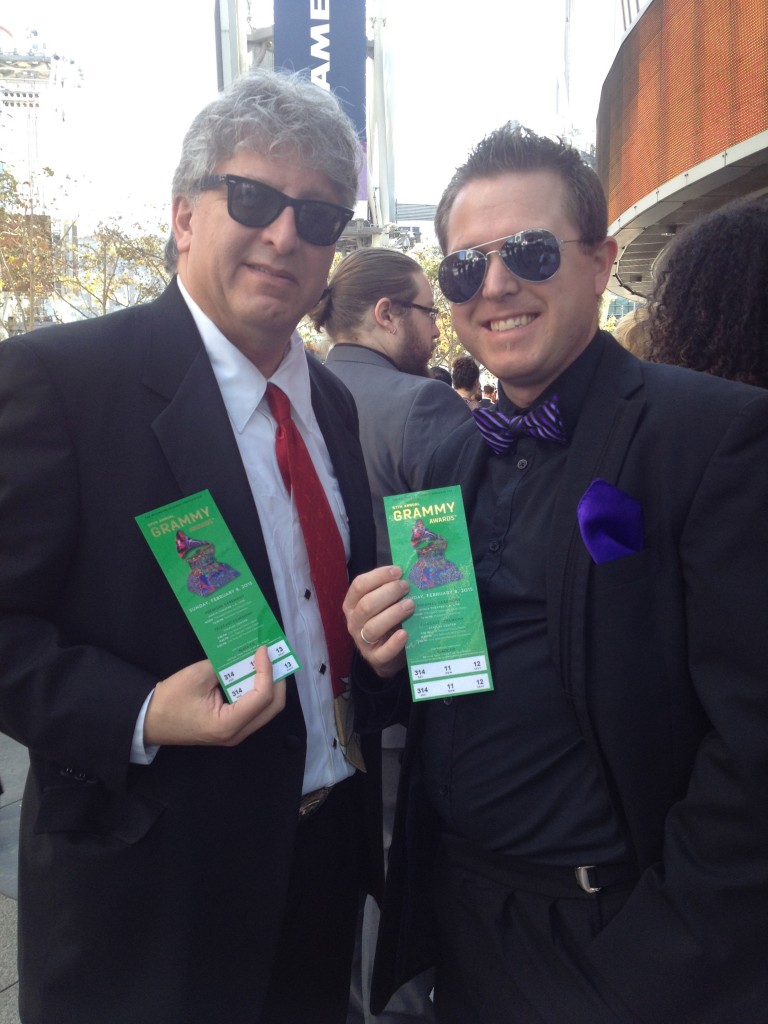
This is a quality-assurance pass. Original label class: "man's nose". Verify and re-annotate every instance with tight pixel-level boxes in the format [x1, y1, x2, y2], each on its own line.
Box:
[481, 250, 520, 298]
[258, 206, 300, 251]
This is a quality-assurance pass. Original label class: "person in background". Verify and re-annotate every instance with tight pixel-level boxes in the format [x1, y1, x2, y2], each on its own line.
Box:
[451, 354, 482, 407]
[479, 382, 497, 407]
[612, 306, 651, 359]
[0, 70, 383, 1024]
[646, 196, 768, 387]
[315, 246, 470, 1024]
[429, 364, 452, 386]
[346, 123, 768, 1024]
[317, 247, 470, 566]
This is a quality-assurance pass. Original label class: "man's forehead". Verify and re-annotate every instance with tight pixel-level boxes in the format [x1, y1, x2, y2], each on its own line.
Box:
[445, 170, 570, 248]
[217, 146, 341, 199]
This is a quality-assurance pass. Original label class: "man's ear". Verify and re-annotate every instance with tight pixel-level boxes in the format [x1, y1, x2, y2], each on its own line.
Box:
[172, 195, 194, 256]
[372, 296, 397, 333]
[593, 236, 619, 296]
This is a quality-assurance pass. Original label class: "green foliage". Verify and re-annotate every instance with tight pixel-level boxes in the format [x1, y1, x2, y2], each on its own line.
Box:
[0, 167, 56, 333]
[57, 218, 170, 319]
[0, 164, 170, 333]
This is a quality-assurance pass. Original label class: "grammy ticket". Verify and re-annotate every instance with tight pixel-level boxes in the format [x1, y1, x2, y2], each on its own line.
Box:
[136, 489, 300, 703]
[383, 485, 493, 702]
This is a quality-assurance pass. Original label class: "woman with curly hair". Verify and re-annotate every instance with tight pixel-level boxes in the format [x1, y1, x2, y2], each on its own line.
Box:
[646, 197, 768, 388]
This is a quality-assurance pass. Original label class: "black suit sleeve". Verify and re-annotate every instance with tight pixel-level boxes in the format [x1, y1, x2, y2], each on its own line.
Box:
[0, 339, 155, 790]
[585, 391, 768, 1023]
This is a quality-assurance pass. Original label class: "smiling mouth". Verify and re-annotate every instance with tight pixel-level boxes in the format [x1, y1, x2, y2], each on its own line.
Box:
[490, 313, 537, 332]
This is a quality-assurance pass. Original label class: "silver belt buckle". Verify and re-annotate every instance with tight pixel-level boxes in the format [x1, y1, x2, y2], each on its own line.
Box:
[575, 865, 601, 894]
[298, 785, 333, 819]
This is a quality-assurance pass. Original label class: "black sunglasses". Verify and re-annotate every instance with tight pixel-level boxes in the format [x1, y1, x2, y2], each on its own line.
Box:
[199, 174, 354, 246]
[438, 229, 584, 304]
[400, 301, 440, 324]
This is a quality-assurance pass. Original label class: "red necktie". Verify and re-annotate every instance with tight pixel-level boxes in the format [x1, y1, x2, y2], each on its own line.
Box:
[266, 383, 352, 697]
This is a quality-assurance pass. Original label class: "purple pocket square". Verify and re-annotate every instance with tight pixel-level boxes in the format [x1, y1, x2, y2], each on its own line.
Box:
[577, 479, 644, 565]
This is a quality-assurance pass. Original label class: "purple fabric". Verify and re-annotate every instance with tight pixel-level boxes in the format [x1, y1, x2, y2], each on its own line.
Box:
[577, 478, 644, 564]
[473, 394, 567, 454]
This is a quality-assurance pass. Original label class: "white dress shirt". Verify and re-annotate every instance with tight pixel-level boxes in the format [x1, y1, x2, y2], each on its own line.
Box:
[134, 281, 355, 794]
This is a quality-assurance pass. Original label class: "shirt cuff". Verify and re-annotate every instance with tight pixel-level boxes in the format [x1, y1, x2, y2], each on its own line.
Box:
[130, 689, 160, 765]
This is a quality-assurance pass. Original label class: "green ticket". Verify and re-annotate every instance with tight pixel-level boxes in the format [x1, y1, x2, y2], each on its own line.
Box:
[383, 485, 493, 702]
[135, 489, 300, 703]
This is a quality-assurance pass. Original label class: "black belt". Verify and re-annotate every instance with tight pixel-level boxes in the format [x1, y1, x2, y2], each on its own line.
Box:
[441, 833, 639, 898]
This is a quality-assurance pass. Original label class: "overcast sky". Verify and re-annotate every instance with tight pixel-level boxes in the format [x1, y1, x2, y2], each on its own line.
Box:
[1, 0, 624, 225]
[383, 0, 622, 201]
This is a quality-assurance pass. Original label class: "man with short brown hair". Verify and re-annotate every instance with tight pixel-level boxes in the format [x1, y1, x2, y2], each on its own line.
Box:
[347, 124, 768, 1024]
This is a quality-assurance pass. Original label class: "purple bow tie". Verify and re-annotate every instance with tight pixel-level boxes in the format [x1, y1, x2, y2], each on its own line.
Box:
[472, 395, 567, 454]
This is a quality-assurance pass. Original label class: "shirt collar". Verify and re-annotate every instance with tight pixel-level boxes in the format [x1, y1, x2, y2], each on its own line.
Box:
[177, 276, 313, 434]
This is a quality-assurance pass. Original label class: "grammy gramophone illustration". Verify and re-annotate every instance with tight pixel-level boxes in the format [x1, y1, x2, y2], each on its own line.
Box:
[407, 519, 463, 591]
[175, 529, 240, 597]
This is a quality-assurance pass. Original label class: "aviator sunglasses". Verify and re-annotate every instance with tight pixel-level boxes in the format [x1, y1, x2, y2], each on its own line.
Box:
[438, 229, 584, 304]
[199, 174, 354, 246]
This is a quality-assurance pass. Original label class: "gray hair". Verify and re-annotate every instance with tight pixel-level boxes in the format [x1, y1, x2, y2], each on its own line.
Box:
[164, 69, 362, 271]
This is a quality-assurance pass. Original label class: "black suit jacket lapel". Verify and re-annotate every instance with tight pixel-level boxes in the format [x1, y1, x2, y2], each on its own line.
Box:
[144, 296, 375, 619]
[142, 281, 280, 617]
[546, 338, 646, 695]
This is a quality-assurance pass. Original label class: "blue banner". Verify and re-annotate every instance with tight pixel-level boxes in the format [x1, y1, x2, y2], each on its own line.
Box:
[273, 0, 367, 151]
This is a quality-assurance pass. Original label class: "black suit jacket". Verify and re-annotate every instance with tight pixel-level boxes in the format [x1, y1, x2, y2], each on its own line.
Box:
[0, 281, 380, 1024]
[372, 335, 768, 1022]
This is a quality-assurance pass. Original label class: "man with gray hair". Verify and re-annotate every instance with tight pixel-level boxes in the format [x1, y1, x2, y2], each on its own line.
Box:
[0, 70, 381, 1024]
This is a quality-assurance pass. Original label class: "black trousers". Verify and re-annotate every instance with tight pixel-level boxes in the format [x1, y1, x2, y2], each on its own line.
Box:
[431, 834, 641, 1024]
[259, 777, 363, 1024]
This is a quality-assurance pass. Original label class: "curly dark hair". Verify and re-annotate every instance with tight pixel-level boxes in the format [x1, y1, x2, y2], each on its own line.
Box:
[646, 197, 768, 388]
[451, 355, 480, 390]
